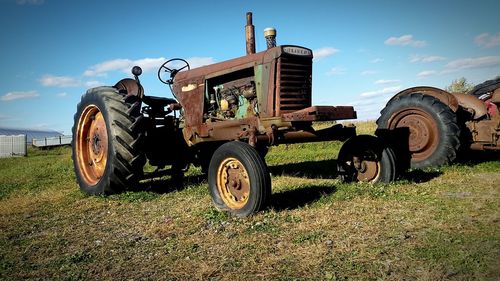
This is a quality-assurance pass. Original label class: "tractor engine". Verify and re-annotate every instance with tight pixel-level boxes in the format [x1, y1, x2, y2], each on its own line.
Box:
[207, 77, 257, 120]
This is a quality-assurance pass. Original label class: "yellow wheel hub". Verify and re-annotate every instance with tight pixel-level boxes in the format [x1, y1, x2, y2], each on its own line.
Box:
[216, 157, 250, 209]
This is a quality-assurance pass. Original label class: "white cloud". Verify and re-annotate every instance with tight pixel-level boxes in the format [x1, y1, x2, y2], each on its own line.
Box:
[417, 70, 437, 78]
[350, 98, 379, 106]
[313, 47, 340, 60]
[56, 92, 67, 97]
[374, 79, 400, 85]
[85, 80, 104, 88]
[444, 56, 500, 72]
[360, 86, 401, 98]
[39, 75, 80, 87]
[185, 57, 216, 68]
[370, 58, 384, 63]
[16, 0, 44, 5]
[131, 57, 167, 73]
[410, 54, 446, 63]
[384, 34, 427, 48]
[84, 56, 216, 77]
[1, 91, 39, 101]
[326, 67, 345, 76]
[474, 33, 500, 48]
[348, 97, 393, 120]
[83, 59, 136, 77]
[361, 70, 378, 75]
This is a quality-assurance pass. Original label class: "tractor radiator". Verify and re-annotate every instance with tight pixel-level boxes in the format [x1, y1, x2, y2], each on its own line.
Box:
[276, 55, 312, 115]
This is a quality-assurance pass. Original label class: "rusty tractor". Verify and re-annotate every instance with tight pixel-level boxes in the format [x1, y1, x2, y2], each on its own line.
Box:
[376, 77, 500, 169]
[72, 13, 397, 217]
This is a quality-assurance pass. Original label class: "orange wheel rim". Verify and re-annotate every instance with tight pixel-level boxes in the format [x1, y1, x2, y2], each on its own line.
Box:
[76, 105, 108, 185]
[216, 157, 250, 209]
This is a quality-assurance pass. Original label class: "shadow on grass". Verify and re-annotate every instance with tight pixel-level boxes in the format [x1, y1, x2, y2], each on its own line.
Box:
[269, 158, 445, 184]
[270, 185, 337, 211]
[124, 155, 454, 202]
[134, 173, 206, 194]
[400, 169, 443, 183]
[269, 159, 339, 179]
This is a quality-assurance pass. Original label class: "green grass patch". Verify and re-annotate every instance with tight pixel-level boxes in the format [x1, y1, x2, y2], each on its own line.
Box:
[0, 122, 499, 280]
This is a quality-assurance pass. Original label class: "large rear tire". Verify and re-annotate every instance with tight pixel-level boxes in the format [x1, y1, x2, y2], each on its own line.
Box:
[337, 135, 396, 183]
[208, 141, 271, 217]
[376, 93, 460, 169]
[72, 87, 146, 195]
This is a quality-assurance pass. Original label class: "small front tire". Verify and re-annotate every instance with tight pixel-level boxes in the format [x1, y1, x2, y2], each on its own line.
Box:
[208, 141, 271, 217]
[337, 135, 397, 183]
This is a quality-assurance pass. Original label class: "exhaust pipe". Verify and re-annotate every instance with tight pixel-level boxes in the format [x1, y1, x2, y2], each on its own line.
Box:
[264, 27, 277, 49]
[245, 12, 255, 55]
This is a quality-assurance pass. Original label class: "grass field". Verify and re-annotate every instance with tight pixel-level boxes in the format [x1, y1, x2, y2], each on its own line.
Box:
[1, 122, 499, 280]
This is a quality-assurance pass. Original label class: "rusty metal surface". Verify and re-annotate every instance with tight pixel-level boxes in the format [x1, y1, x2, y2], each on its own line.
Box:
[183, 117, 261, 146]
[263, 61, 275, 118]
[492, 88, 500, 103]
[387, 108, 439, 163]
[261, 123, 356, 145]
[389, 87, 459, 112]
[114, 78, 144, 99]
[174, 52, 267, 83]
[352, 156, 379, 182]
[173, 76, 204, 127]
[245, 12, 255, 55]
[452, 92, 488, 119]
[466, 116, 500, 149]
[282, 106, 356, 122]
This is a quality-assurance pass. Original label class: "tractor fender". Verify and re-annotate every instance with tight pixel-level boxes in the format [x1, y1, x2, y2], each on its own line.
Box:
[451, 92, 488, 119]
[114, 78, 144, 99]
[388, 86, 459, 112]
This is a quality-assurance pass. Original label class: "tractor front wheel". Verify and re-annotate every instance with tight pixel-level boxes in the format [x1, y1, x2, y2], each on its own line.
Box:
[337, 135, 397, 183]
[208, 141, 271, 217]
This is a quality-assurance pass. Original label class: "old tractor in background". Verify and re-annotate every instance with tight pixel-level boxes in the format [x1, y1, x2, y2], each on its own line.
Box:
[72, 13, 397, 217]
[377, 78, 500, 169]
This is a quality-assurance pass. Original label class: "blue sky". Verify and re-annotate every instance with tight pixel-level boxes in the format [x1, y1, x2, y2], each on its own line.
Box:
[1, 0, 499, 134]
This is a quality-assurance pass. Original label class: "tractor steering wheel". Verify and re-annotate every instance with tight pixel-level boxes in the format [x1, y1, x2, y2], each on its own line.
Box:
[157, 58, 190, 85]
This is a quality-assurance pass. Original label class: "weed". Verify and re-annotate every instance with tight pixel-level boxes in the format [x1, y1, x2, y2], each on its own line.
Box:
[293, 231, 325, 244]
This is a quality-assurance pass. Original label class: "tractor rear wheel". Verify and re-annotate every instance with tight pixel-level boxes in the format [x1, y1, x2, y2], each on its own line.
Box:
[72, 87, 146, 195]
[376, 93, 460, 169]
[337, 135, 396, 183]
[208, 141, 271, 217]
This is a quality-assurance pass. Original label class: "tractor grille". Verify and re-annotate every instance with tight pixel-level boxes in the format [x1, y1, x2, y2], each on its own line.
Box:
[277, 55, 312, 115]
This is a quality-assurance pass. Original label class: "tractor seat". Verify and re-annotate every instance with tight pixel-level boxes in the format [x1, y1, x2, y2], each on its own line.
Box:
[142, 96, 177, 107]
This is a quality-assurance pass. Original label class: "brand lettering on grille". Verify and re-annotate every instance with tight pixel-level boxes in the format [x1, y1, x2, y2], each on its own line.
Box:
[283, 47, 312, 56]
